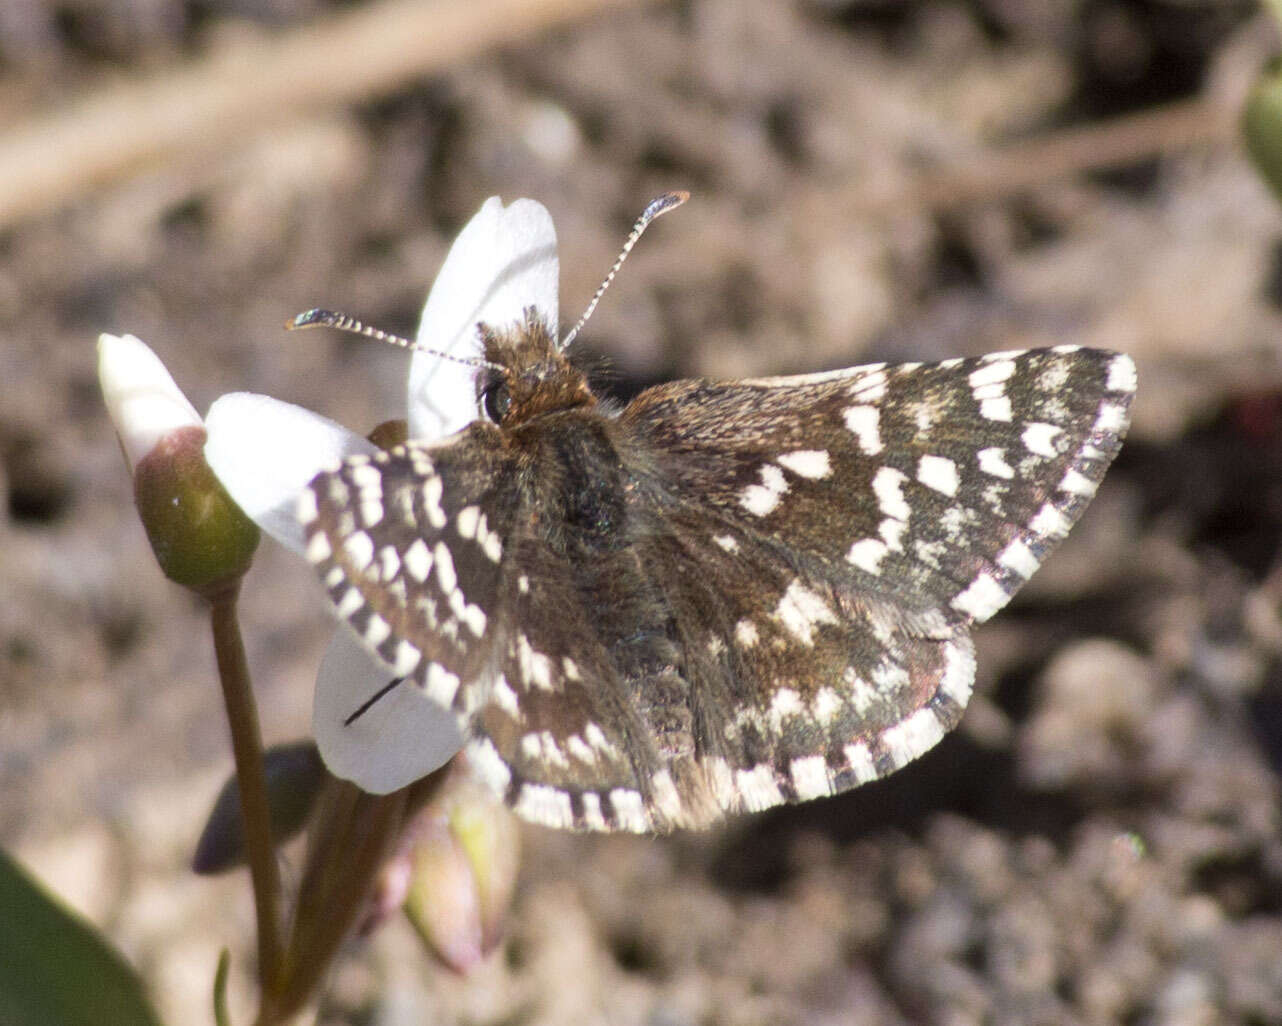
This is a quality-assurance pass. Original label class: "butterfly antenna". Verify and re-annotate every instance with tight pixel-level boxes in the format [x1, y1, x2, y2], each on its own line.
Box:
[288, 308, 501, 371]
[559, 190, 690, 351]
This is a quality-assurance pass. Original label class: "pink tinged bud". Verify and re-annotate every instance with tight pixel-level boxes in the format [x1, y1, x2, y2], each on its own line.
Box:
[402, 814, 485, 973]
[448, 784, 521, 955]
[99, 332, 260, 593]
[400, 778, 521, 972]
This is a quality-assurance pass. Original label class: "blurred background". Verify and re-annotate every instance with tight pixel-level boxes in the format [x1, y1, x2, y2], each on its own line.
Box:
[4, 0, 1282, 1022]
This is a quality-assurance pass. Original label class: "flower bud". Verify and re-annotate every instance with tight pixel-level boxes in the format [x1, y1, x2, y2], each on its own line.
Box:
[193, 741, 327, 875]
[400, 775, 521, 972]
[99, 333, 259, 594]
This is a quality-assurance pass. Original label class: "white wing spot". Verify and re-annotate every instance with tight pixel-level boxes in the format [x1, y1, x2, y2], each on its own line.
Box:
[404, 539, 432, 582]
[851, 368, 888, 403]
[842, 404, 883, 455]
[422, 475, 447, 529]
[650, 770, 684, 822]
[980, 396, 1013, 422]
[456, 505, 480, 539]
[516, 633, 554, 690]
[342, 531, 374, 573]
[1037, 360, 1071, 391]
[1022, 422, 1064, 458]
[463, 603, 487, 638]
[774, 580, 838, 644]
[433, 541, 457, 595]
[951, 572, 1010, 621]
[491, 674, 520, 719]
[790, 756, 833, 801]
[715, 534, 739, 553]
[466, 737, 511, 793]
[940, 639, 976, 706]
[1058, 467, 1097, 496]
[777, 449, 832, 480]
[843, 742, 878, 783]
[740, 463, 789, 517]
[305, 531, 332, 563]
[567, 734, 596, 765]
[872, 466, 910, 521]
[847, 537, 890, 575]
[609, 789, 649, 832]
[1107, 353, 1137, 393]
[735, 765, 784, 812]
[997, 537, 1041, 579]
[348, 461, 382, 489]
[1030, 501, 1070, 539]
[336, 587, 364, 619]
[363, 613, 390, 648]
[515, 783, 574, 829]
[1094, 401, 1129, 435]
[843, 665, 881, 716]
[705, 756, 736, 809]
[735, 619, 760, 648]
[424, 662, 460, 707]
[977, 447, 1015, 479]
[917, 454, 959, 497]
[968, 358, 1016, 391]
[880, 707, 947, 769]
[580, 792, 607, 830]
[377, 545, 400, 583]
[585, 722, 620, 759]
[392, 639, 421, 676]
[768, 687, 804, 731]
[811, 686, 842, 725]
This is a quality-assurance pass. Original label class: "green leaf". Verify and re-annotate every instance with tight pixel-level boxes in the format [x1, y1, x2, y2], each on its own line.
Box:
[0, 849, 163, 1026]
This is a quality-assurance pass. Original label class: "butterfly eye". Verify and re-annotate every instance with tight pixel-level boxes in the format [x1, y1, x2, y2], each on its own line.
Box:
[482, 380, 512, 423]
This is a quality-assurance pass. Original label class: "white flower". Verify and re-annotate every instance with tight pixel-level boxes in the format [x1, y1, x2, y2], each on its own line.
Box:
[205, 197, 560, 794]
[98, 332, 203, 469]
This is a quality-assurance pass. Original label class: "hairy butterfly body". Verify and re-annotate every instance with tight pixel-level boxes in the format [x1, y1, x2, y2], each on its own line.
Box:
[300, 291, 1135, 832]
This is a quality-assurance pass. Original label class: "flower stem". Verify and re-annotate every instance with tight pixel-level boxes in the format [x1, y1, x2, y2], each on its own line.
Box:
[269, 782, 409, 1018]
[209, 585, 283, 1004]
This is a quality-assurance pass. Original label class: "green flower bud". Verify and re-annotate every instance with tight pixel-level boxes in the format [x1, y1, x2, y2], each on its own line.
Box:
[132, 425, 259, 595]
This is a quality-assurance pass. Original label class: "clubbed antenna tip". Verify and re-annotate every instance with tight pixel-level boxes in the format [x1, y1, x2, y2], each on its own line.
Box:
[559, 190, 690, 351]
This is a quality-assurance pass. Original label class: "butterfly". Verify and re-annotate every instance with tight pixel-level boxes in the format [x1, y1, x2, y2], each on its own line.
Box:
[296, 194, 1135, 832]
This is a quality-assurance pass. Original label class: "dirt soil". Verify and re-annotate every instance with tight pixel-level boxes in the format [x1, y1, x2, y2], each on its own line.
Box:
[5, 1, 1282, 1023]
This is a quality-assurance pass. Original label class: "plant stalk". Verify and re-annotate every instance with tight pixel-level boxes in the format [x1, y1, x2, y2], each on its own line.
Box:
[209, 585, 284, 1006]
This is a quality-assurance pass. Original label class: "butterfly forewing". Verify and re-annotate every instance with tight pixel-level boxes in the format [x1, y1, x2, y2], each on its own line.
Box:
[623, 346, 1135, 625]
[302, 334, 1134, 833]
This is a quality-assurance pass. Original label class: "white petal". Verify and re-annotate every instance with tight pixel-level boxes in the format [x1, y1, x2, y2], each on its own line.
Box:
[97, 333, 202, 469]
[204, 392, 377, 554]
[313, 626, 464, 794]
[408, 197, 559, 439]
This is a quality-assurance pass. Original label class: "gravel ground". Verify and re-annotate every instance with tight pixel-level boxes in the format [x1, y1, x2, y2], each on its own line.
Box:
[4, 1, 1282, 1023]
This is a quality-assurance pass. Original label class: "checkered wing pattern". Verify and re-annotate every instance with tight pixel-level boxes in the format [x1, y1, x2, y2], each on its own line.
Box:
[301, 341, 1134, 833]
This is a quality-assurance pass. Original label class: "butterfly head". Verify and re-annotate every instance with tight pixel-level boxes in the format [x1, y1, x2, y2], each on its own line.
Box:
[476, 306, 595, 428]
